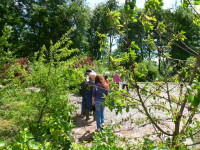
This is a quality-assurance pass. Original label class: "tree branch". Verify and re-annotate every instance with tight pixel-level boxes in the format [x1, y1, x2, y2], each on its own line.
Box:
[135, 83, 173, 136]
[186, 0, 200, 18]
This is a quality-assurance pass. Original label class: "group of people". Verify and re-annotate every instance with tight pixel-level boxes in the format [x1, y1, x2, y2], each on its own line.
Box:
[79, 69, 128, 132]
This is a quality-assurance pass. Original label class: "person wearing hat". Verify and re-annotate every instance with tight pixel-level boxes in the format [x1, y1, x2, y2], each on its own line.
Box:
[80, 69, 92, 117]
[80, 70, 96, 121]
[104, 71, 110, 85]
[86, 69, 92, 75]
[85, 71, 96, 121]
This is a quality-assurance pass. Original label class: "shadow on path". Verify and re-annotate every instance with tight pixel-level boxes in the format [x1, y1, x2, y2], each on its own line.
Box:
[72, 114, 94, 128]
[78, 131, 95, 143]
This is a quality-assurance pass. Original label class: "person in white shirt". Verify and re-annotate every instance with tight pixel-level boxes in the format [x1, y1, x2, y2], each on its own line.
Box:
[122, 78, 129, 92]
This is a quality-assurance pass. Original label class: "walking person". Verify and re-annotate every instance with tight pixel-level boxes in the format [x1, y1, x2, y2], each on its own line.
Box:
[104, 71, 110, 85]
[92, 74, 109, 132]
[85, 71, 96, 121]
[113, 70, 121, 89]
[122, 79, 129, 92]
[79, 70, 92, 116]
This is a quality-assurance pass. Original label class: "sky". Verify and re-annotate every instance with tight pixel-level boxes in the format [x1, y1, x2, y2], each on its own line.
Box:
[86, 0, 180, 9]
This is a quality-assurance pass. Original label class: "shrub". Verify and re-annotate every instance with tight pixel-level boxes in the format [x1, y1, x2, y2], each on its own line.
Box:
[135, 60, 159, 81]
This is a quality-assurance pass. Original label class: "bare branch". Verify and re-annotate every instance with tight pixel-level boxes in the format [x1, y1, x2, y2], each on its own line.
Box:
[135, 83, 173, 136]
[186, 0, 200, 18]
[167, 27, 198, 56]
[161, 34, 197, 56]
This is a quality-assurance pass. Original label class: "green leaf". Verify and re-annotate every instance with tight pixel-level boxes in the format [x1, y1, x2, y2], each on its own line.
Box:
[169, 66, 173, 71]
[187, 85, 192, 91]
[192, 96, 200, 108]
[131, 41, 140, 49]
[28, 140, 40, 149]
[194, 0, 200, 5]
[0, 140, 6, 148]
[99, 46, 103, 52]
[188, 94, 194, 102]
[189, 132, 194, 140]
[141, 89, 148, 96]
[164, 53, 171, 58]
[126, 107, 129, 112]
[114, 58, 123, 62]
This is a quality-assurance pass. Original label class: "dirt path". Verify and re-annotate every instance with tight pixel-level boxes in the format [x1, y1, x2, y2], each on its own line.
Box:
[69, 83, 198, 147]
[69, 91, 164, 145]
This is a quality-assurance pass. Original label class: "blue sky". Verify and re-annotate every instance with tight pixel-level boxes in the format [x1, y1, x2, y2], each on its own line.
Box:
[86, 0, 180, 9]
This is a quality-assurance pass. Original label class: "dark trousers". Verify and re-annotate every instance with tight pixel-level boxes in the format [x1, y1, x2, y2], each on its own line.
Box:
[122, 84, 129, 92]
[86, 108, 96, 121]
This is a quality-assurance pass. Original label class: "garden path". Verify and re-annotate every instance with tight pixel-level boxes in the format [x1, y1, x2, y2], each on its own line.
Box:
[69, 83, 199, 148]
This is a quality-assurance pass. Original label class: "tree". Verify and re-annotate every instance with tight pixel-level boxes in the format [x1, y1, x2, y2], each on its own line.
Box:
[87, 3, 109, 59]
[0, 25, 14, 71]
[105, 0, 200, 148]
[87, 0, 120, 61]
[167, 7, 200, 60]
[0, 0, 25, 57]
[0, 0, 91, 58]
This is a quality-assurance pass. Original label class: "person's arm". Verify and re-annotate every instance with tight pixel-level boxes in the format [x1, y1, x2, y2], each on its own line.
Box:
[105, 90, 108, 96]
[92, 86, 96, 105]
[92, 97, 95, 105]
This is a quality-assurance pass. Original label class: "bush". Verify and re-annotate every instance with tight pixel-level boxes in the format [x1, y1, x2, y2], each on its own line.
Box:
[135, 60, 159, 81]
[0, 29, 81, 149]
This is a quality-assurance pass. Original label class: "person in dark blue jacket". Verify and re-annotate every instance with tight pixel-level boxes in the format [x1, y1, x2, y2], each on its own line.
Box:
[80, 70, 96, 121]
[84, 72, 96, 121]
[92, 74, 109, 132]
[80, 70, 92, 116]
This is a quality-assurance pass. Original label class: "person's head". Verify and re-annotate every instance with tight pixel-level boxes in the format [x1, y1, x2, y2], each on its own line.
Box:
[85, 69, 92, 76]
[89, 71, 96, 81]
[115, 70, 119, 74]
[95, 74, 109, 89]
[105, 71, 110, 76]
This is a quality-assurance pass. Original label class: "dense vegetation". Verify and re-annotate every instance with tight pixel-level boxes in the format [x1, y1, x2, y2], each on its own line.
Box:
[0, 0, 199, 61]
[0, 0, 200, 149]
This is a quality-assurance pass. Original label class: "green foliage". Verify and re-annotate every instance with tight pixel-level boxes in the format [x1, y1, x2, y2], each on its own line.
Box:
[106, 90, 133, 114]
[0, 30, 83, 149]
[91, 125, 124, 150]
[0, 0, 91, 58]
[140, 15, 156, 32]
[157, 21, 166, 34]
[167, 7, 199, 59]
[193, 0, 200, 5]
[188, 80, 200, 110]
[72, 143, 89, 150]
[138, 137, 170, 150]
[144, 0, 164, 11]
[5, 128, 43, 150]
[71, 125, 126, 150]
[99, 0, 200, 149]
[1, 0, 200, 149]
[87, 0, 119, 59]
[0, 25, 14, 70]
[135, 60, 159, 81]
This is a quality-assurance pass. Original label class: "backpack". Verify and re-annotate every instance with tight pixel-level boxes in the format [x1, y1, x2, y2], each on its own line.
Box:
[79, 80, 89, 95]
